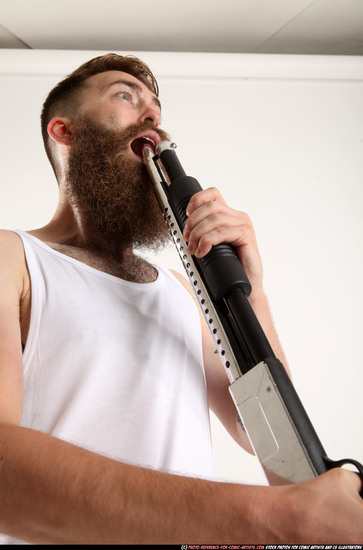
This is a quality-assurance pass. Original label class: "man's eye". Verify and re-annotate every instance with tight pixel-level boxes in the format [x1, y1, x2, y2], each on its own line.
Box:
[118, 92, 131, 102]
[117, 91, 138, 106]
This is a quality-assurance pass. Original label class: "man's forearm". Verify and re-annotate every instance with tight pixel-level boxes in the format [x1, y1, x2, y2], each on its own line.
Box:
[1, 423, 362, 543]
[0, 422, 269, 544]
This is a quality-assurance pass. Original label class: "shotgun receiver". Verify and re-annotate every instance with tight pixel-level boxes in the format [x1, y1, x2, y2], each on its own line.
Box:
[144, 140, 363, 486]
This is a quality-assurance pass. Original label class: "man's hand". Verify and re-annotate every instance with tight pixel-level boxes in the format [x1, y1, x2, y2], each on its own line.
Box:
[267, 467, 363, 543]
[183, 187, 264, 298]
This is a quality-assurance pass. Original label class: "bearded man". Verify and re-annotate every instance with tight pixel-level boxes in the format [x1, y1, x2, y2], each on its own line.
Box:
[0, 53, 362, 544]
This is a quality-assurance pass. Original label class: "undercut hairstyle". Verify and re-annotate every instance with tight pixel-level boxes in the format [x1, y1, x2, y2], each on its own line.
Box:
[40, 53, 159, 179]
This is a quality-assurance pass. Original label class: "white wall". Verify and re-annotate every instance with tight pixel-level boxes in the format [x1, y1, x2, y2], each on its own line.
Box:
[1, 50, 362, 485]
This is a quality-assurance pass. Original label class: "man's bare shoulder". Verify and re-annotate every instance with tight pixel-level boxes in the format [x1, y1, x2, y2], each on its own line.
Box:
[0, 230, 29, 290]
[0, 229, 26, 259]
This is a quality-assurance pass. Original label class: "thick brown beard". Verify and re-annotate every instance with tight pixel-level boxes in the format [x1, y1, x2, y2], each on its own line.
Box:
[65, 116, 171, 256]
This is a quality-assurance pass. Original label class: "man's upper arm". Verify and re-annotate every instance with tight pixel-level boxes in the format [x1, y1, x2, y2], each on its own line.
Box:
[0, 230, 27, 425]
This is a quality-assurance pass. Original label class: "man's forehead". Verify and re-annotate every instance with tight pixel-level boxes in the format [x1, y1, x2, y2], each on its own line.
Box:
[86, 70, 152, 93]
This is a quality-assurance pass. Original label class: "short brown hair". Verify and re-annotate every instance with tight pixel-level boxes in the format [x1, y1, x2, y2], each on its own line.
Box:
[40, 53, 159, 178]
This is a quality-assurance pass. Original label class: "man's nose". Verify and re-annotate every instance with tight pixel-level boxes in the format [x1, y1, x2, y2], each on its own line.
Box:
[139, 102, 161, 128]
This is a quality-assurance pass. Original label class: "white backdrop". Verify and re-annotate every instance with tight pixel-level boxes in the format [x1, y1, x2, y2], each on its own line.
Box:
[0, 50, 362, 485]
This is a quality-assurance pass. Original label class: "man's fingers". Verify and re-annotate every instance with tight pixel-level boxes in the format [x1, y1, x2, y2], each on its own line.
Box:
[186, 187, 226, 217]
[346, 469, 363, 497]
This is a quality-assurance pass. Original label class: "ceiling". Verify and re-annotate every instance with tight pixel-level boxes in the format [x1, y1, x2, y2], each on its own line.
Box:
[0, 0, 362, 56]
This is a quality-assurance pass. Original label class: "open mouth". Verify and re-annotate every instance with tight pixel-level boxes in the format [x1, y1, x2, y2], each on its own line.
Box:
[131, 137, 156, 159]
[130, 131, 161, 160]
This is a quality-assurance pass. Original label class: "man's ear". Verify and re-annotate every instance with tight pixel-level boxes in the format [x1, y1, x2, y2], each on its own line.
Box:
[47, 117, 73, 145]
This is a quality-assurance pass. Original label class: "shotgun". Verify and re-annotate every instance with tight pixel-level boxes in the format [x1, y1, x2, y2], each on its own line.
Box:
[144, 140, 363, 486]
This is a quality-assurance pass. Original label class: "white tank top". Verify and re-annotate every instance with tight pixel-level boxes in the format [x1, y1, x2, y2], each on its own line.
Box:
[15, 230, 214, 478]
